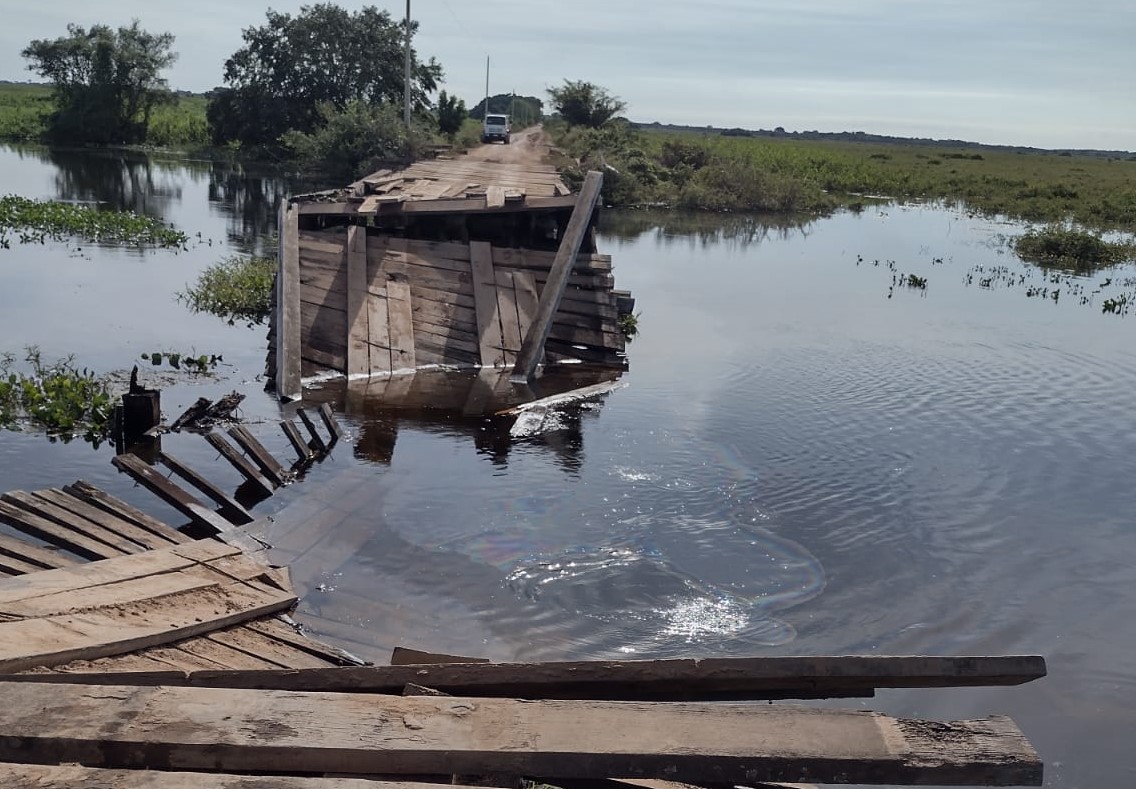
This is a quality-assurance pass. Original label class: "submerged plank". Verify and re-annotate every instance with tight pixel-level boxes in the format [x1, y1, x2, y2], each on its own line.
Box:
[204, 433, 276, 496]
[0, 682, 1042, 785]
[111, 455, 235, 536]
[157, 453, 254, 526]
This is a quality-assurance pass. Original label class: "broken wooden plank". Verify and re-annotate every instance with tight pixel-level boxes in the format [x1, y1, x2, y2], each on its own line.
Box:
[469, 241, 505, 367]
[281, 419, 316, 462]
[227, 425, 292, 488]
[111, 454, 236, 536]
[296, 408, 329, 454]
[485, 185, 506, 209]
[157, 452, 254, 526]
[62, 481, 191, 545]
[204, 432, 276, 496]
[318, 403, 344, 443]
[0, 682, 1043, 786]
[277, 201, 302, 400]
[0, 763, 461, 788]
[513, 171, 604, 379]
[345, 224, 370, 376]
[390, 646, 490, 666]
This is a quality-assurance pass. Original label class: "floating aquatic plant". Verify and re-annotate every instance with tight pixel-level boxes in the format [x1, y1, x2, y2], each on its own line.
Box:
[178, 254, 277, 326]
[0, 347, 112, 444]
[0, 195, 188, 249]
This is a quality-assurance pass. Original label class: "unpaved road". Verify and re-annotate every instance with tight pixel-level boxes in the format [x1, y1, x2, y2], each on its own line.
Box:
[461, 125, 553, 167]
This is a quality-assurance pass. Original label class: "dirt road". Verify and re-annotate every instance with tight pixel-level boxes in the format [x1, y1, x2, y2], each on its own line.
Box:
[461, 124, 553, 167]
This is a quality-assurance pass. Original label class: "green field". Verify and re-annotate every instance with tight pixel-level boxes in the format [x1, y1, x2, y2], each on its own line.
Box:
[553, 121, 1136, 232]
[0, 83, 209, 148]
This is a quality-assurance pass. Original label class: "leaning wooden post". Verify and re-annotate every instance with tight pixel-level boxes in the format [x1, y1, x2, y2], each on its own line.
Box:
[512, 170, 603, 380]
[276, 201, 302, 401]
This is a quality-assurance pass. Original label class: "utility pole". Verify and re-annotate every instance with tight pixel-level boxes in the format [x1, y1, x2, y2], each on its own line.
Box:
[403, 0, 412, 128]
[484, 55, 490, 118]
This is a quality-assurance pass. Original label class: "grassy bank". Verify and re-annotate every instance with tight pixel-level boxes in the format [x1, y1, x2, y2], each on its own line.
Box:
[0, 83, 210, 148]
[550, 121, 1136, 232]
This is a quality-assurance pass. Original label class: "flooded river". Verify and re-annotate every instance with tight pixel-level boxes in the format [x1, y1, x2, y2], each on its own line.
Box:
[1, 144, 1134, 787]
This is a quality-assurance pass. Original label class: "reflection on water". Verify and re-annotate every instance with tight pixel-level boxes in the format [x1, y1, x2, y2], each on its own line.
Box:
[599, 207, 816, 249]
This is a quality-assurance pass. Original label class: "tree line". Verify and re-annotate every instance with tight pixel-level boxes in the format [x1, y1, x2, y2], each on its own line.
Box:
[19, 4, 628, 175]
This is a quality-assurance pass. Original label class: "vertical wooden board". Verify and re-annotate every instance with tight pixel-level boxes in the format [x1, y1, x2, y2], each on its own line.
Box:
[495, 271, 523, 362]
[366, 287, 393, 374]
[512, 269, 541, 340]
[277, 202, 302, 400]
[345, 225, 370, 377]
[469, 241, 505, 367]
[386, 279, 417, 371]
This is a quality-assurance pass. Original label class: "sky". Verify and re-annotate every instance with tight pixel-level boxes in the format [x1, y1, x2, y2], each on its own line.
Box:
[1, 0, 1132, 151]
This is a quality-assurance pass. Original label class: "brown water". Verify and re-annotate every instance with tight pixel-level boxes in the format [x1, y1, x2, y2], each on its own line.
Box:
[2, 144, 1135, 787]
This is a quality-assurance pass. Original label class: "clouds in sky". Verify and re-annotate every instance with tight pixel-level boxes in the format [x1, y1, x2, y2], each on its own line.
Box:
[1, 0, 1131, 149]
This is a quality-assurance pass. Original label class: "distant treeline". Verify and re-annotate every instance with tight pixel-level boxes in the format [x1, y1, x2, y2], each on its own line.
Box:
[468, 94, 543, 127]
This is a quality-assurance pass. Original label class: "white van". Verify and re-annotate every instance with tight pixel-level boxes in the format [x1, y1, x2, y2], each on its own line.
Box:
[482, 114, 511, 144]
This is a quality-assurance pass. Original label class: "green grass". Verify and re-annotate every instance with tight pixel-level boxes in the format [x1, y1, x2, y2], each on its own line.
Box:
[550, 121, 1136, 232]
[0, 195, 188, 249]
[0, 83, 210, 148]
[178, 254, 278, 326]
[1013, 226, 1136, 271]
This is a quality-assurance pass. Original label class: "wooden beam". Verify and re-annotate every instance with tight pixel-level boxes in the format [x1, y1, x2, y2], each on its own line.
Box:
[0, 682, 1043, 786]
[277, 201, 302, 400]
[0, 532, 78, 570]
[469, 241, 505, 367]
[111, 455, 236, 536]
[296, 408, 328, 454]
[386, 277, 416, 370]
[157, 452, 254, 525]
[317, 403, 344, 443]
[31, 488, 177, 551]
[0, 763, 467, 788]
[345, 224, 370, 376]
[281, 419, 315, 462]
[1, 491, 143, 555]
[390, 646, 490, 666]
[62, 481, 190, 545]
[0, 499, 123, 561]
[227, 426, 293, 487]
[513, 171, 603, 379]
[204, 433, 276, 496]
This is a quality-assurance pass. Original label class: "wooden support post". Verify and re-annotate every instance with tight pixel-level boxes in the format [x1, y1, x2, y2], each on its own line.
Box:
[386, 277, 416, 370]
[512, 171, 603, 380]
[276, 201, 302, 401]
[157, 452, 254, 526]
[227, 426, 292, 488]
[345, 224, 370, 377]
[296, 408, 328, 454]
[203, 433, 276, 497]
[470, 240, 505, 367]
[110, 454, 236, 536]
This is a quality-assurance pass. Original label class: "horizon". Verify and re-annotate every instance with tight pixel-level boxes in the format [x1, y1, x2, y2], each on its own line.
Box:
[0, 1, 1132, 152]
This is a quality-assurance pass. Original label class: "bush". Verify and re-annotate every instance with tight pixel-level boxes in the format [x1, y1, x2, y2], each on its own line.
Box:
[1014, 226, 1136, 270]
[179, 254, 278, 326]
[0, 348, 112, 441]
[281, 102, 421, 181]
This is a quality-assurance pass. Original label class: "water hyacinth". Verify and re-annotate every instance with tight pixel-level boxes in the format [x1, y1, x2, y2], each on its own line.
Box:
[0, 194, 188, 249]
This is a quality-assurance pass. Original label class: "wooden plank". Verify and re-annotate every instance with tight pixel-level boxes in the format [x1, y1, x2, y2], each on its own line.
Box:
[111, 455, 235, 536]
[496, 271, 523, 362]
[0, 579, 295, 673]
[318, 403, 344, 442]
[514, 171, 604, 379]
[469, 241, 505, 367]
[0, 763, 460, 788]
[391, 646, 490, 666]
[345, 224, 370, 376]
[485, 185, 506, 209]
[244, 618, 366, 667]
[1, 491, 141, 555]
[61, 482, 191, 545]
[281, 419, 315, 462]
[203, 433, 276, 497]
[296, 408, 328, 454]
[228, 426, 292, 488]
[277, 201, 302, 400]
[157, 453, 254, 526]
[513, 270, 540, 346]
[0, 552, 40, 575]
[0, 499, 123, 561]
[367, 286, 393, 373]
[30, 489, 176, 551]
[0, 683, 1042, 786]
[0, 531, 78, 570]
[386, 278, 416, 370]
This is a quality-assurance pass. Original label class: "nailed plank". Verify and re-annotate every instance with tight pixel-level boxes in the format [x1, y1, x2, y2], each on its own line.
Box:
[62, 482, 191, 545]
[158, 452, 254, 526]
[281, 419, 315, 462]
[0, 763, 460, 788]
[0, 579, 295, 673]
[111, 455, 235, 536]
[345, 224, 370, 376]
[0, 499, 123, 561]
[386, 278, 416, 370]
[0, 531, 78, 570]
[296, 408, 329, 454]
[31, 489, 176, 551]
[470, 241, 505, 367]
[277, 201, 302, 400]
[203, 433, 276, 497]
[1, 491, 140, 555]
[514, 170, 604, 379]
[228, 426, 292, 488]
[0, 683, 1042, 786]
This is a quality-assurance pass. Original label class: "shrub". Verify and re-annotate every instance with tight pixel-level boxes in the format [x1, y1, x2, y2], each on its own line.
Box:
[281, 102, 421, 181]
[1014, 226, 1136, 270]
[179, 254, 278, 326]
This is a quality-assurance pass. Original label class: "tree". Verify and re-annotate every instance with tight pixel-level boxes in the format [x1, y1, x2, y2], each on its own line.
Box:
[436, 90, 467, 138]
[282, 102, 416, 181]
[470, 94, 543, 127]
[547, 80, 625, 128]
[208, 4, 443, 147]
[22, 21, 177, 144]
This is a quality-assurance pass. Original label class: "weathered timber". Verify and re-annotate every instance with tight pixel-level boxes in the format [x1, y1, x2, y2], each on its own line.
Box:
[282, 419, 316, 462]
[345, 224, 370, 376]
[62, 481, 191, 545]
[111, 454, 235, 536]
[203, 432, 276, 496]
[277, 201, 302, 400]
[0, 763, 466, 788]
[318, 403, 345, 443]
[0, 531, 78, 571]
[30, 488, 177, 551]
[390, 646, 490, 666]
[2, 491, 144, 555]
[470, 241, 505, 367]
[227, 425, 292, 487]
[0, 499, 124, 561]
[157, 452, 254, 526]
[0, 655, 1046, 699]
[0, 682, 1043, 786]
[513, 170, 604, 379]
[387, 278, 417, 370]
[296, 408, 329, 453]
